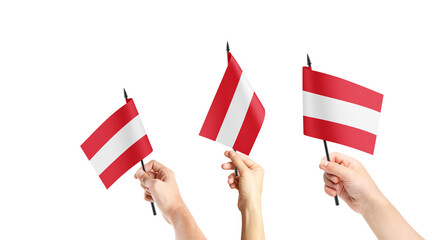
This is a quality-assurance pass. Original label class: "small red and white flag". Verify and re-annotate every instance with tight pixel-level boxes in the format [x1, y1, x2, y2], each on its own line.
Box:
[303, 67, 384, 154]
[200, 51, 265, 155]
[81, 99, 153, 189]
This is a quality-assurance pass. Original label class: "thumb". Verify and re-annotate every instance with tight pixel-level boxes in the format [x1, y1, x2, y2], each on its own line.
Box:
[320, 160, 350, 181]
[229, 151, 249, 174]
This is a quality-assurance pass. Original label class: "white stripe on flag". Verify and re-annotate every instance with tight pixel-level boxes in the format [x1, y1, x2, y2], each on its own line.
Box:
[90, 115, 146, 174]
[216, 73, 254, 147]
[303, 91, 380, 134]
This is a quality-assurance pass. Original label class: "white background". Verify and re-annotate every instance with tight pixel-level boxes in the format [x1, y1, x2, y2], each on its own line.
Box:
[1, 1, 431, 239]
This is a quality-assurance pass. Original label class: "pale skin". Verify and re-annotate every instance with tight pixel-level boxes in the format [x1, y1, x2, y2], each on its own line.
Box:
[134, 160, 206, 240]
[221, 150, 265, 240]
[320, 152, 423, 240]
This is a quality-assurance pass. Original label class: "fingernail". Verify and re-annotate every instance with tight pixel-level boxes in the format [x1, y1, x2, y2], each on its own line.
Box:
[230, 151, 236, 157]
[320, 160, 328, 168]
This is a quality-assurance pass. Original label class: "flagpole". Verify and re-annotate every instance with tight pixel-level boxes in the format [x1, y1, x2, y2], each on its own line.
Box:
[233, 149, 238, 176]
[227, 42, 239, 177]
[124, 88, 157, 215]
[307, 55, 339, 206]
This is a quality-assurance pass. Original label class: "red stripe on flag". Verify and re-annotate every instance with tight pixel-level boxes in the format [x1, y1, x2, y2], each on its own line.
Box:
[303, 116, 377, 154]
[199, 54, 243, 140]
[81, 99, 139, 160]
[233, 93, 265, 155]
[303, 67, 383, 112]
[99, 135, 153, 189]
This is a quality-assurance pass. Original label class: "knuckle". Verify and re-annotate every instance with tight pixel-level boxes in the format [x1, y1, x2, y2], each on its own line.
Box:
[147, 159, 156, 167]
[345, 170, 353, 179]
[330, 152, 340, 159]
[139, 175, 146, 182]
[256, 168, 264, 175]
[152, 179, 160, 188]
[166, 168, 174, 176]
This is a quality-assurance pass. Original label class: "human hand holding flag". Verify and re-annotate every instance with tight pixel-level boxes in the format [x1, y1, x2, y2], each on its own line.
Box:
[200, 43, 265, 176]
[221, 150, 265, 239]
[81, 89, 156, 215]
[319, 153, 424, 239]
[303, 55, 384, 206]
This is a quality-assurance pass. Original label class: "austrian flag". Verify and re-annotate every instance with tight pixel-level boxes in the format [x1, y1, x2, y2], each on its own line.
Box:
[200, 51, 265, 155]
[303, 67, 384, 154]
[81, 99, 152, 189]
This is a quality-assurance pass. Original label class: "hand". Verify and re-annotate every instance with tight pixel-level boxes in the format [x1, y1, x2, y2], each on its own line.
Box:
[222, 151, 265, 240]
[134, 160, 185, 224]
[221, 150, 264, 211]
[319, 152, 383, 214]
[135, 160, 207, 240]
[319, 153, 423, 240]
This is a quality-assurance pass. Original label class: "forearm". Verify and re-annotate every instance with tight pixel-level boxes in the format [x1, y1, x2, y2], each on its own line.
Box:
[362, 194, 423, 240]
[170, 204, 206, 240]
[240, 200, 265, 240]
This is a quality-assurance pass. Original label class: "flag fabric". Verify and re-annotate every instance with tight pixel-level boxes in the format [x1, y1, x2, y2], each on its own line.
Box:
[200, 52, 265, 155]
[303, 67, 384, 154]
[81, 99, 153, 189]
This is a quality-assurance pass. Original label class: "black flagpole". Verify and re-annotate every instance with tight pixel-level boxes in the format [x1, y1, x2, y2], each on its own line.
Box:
[227, 42, 239, 177]
[307, 55, 339, 206]
[233, 149, 238, 176]
[124, 88, 157, 215]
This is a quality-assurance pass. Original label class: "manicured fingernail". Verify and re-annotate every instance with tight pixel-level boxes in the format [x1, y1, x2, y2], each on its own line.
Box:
[230, 151, 236, 157]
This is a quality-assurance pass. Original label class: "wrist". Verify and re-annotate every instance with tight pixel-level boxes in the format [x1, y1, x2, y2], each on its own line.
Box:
[361, 190, 389, 218]
[167, 201, 190, 226]
[239, 197, 262, 214]
[240, 199, 265, 240]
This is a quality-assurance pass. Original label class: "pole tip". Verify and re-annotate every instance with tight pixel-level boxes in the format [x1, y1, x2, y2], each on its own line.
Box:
[123, 88, 128, 100]
[307, 54, 311, 68]
[226, 41, 230, 53]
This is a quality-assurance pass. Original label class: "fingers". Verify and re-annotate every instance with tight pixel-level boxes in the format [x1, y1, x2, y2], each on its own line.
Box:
[324, 173, 339, 184]
[324, 185, 337, 197]
[135, 167, 146, 180]
[227, 173, 238, 189]
[229, 151, 249, 173]
[228, 172, 236, 184]
[144, 193, 154, 202]
[135, 167, 157, 189]
[228, 173, 238, 189]
[224, 150, 260, 173]
[323, 174, 338, 189]
[323, 172, 340, 197]
[320, 159, 350, 181]
[321, 152, 352, 168]
[135, 168, 156, 179]
[221, 162, 235, 170]
[141, 181, 152, 192]
[144, 160, 169, 173]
